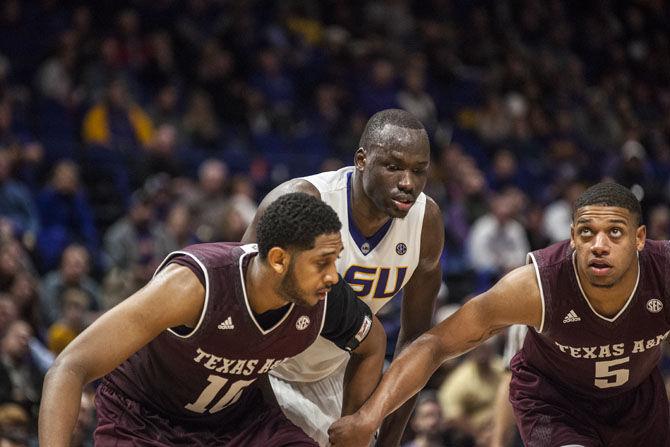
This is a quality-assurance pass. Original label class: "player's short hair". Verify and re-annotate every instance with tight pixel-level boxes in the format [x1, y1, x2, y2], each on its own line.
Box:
[573, 182, 642, 226]
[257, 192, 342, 258]
[359, 109, 425, 151]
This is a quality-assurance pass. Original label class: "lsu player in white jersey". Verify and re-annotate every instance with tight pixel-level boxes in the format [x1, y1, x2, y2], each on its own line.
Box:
[243, 109, 445, 446]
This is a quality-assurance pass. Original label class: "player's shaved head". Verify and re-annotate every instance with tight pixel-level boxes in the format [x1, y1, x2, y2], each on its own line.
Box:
[358, 109, 427, 153]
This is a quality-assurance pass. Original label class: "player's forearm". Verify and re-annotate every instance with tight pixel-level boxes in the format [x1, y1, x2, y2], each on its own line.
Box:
[375, 328, 425, 446]
[342, 348, 385, 416]
[356, 332, 445, 430]
[39, 363, 87, 447]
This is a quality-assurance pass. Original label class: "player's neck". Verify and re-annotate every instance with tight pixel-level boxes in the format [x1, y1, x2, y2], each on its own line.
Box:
[579, 262, 639, 318]
[244, 256, 288, 314]
[350, 174, 391, 237]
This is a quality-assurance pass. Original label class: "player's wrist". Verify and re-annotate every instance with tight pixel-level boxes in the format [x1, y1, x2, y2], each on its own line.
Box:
[357, 406, 383, 434]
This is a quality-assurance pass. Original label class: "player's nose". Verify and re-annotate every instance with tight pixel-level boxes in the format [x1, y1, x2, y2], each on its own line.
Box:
[591, 232, 610, 254]
[397, 170, 415, 193]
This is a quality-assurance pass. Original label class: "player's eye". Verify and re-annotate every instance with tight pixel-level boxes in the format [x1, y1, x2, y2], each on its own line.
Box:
[579, 228, 592, 236]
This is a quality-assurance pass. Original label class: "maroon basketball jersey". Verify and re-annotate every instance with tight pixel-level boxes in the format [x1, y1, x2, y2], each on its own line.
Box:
[519, 239, 670, 398]
[105, 243, 327, 425]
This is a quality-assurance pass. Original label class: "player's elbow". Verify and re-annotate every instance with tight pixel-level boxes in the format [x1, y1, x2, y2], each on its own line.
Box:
[45, 352, 90, 387]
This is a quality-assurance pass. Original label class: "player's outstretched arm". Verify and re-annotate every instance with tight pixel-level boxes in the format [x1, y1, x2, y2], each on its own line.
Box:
[328, 264, 542, 447]
[378, 197, 444, 446]
[38, 264, 204, 447]
[241, 179, 320, 243]
[342, 313, 386, 416]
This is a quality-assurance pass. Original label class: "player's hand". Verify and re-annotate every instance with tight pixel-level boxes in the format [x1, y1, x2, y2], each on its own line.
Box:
[328, 414, 375, 447]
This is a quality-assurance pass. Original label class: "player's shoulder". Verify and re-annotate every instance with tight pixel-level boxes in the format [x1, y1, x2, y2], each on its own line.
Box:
[527, 240, 573, 269]
[641, 239, 670, 257]
[176, 242, 253, 269]
[270, 178, 321, 198]
[496, 264, 540, 296]
[420, 194, 445, 234]
[422, 194, 441, 218]
[301, 167, 352, 195]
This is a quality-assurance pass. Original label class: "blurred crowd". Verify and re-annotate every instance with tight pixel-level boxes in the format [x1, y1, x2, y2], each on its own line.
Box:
[1, 0, 670, 445]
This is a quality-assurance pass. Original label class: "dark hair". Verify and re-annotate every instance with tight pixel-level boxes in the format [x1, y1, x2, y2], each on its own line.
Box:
[257, 192, 342, 258]
[359, 109, 425, 150]
[573, 182, 642, 225]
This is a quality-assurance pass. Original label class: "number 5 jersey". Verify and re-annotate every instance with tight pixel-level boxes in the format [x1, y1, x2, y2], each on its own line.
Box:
[514, 239, 670, 398]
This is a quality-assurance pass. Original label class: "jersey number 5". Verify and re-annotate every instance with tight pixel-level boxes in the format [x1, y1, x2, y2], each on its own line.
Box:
[594, 357, 630, 389]
[185, 374, 256, 413]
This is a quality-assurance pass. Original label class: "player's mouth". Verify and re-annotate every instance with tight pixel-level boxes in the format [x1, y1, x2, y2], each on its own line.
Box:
[588, 259, 612, 276]
[316, 287, 330, 300]
[392, 196, 414, 212]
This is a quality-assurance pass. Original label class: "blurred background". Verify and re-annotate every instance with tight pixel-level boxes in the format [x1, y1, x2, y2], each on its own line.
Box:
[0, 0, 669, 445]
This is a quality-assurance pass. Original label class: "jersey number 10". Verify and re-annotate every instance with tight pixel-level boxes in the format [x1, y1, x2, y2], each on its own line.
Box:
[185, 375, 256, 413]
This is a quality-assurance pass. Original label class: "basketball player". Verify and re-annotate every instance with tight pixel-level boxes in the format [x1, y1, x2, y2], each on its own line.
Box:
[39, 193, 386, 446]
[329, 182, 670, 447]
[242, 109, 445, 446]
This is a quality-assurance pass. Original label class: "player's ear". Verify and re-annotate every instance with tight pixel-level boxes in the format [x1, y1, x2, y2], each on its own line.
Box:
[354, 147, 366, 171]
[636, 224, 646, 252]
[569, 224, 576, 249]
[267, 247, 289, 274]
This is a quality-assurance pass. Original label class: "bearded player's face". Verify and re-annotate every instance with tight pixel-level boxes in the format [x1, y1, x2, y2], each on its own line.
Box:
[278, 232, 342, 307]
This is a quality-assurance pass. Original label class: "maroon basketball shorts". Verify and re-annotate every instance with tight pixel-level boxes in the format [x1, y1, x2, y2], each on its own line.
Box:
[509, 356, 670, 447]
[94, 382, 318, 446]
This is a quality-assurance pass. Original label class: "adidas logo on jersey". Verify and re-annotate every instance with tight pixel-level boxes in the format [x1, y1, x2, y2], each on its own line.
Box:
[562, 309, 581, 323]
[218, 317, 235, 330]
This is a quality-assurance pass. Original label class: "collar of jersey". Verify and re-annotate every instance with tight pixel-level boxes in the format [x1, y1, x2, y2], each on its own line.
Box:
[346, 171, 393, 256]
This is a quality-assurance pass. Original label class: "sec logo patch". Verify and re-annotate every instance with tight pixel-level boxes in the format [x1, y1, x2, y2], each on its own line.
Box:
[646, 299, 663, 313]
[296, 316, 311, 330]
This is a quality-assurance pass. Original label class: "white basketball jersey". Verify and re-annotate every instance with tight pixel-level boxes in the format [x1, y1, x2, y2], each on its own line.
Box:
[271, 166, 426, 382]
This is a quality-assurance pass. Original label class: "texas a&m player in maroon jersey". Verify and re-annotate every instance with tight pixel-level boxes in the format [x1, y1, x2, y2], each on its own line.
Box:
[39, 193, 386, 446]
[329, 183, 670, 447]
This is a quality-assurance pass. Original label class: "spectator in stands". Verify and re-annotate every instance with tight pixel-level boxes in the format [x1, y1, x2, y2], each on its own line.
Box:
[0, 239, 35, 293]
[8, 271, 41, 337]
[0, 151, 38, 250]
[82, 76, 154, 153]
[467, 188, 530, 290]
[397, 64, 438, 135]
[0, 402, 30, 447]
[40, 244, 101, 328]
[437, 340, 504, 446]
[542, 180, 587, 243]
[187, 159, 230, 242]
[163, 202, 196, 249]
[401, 391, 448, 447]
[182, 90, 221, 152]
[46, 287, 90, 355]
[102, 190, 173, 304]
[35, 160, 98, 272]
[0, 320, 43, 422]
[0, 295, 17, 337]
